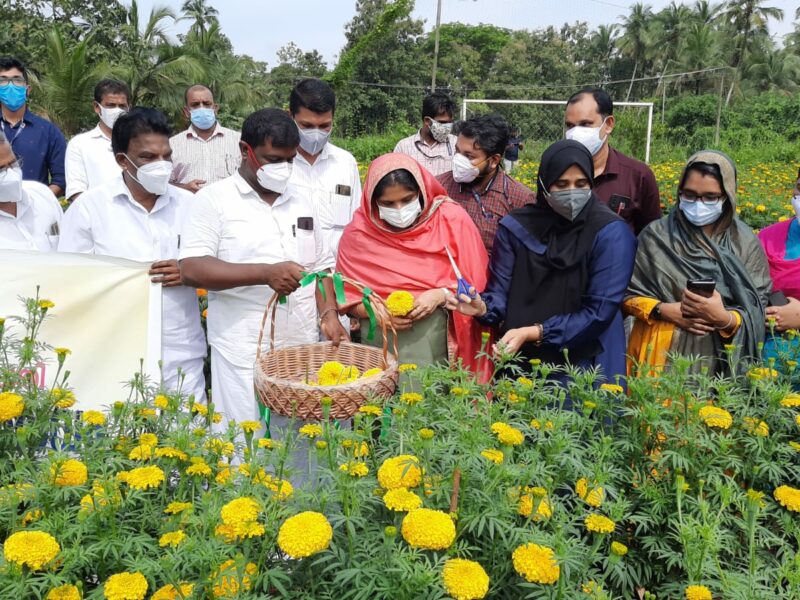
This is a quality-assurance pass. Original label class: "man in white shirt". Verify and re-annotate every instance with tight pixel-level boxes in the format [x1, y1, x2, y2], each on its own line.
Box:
[0, 131, 62, 251]
[393, 92, 457, 177]
[169, 85, 241, 193]
[58, 108, 207, 402]
[179, 108, 348, 437]
[64, 79, 129, 201]
[289, 78, 362, 258]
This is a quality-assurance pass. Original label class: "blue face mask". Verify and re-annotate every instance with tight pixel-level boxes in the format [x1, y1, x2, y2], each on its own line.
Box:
[0, 84, 27, 111]
[190, 107, 216, 131]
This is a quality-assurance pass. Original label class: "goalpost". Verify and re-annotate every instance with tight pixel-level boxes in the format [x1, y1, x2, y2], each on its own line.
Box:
[461, 99, 655, 164]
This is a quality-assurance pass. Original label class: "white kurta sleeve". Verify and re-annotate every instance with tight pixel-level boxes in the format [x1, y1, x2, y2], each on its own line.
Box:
[57, 199, 94, 253]
[64, 138, 88, 200]
[178, 191, 222, 260]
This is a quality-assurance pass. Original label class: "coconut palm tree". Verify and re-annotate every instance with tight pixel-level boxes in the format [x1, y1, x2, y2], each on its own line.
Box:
[180, 0, 219, 36]
[747, 47, 800, 93]
[692, 0, 722, 25]
[680, 23, 722, 93]
[619, 2, 654, 100]
[722, 0, 784, 73]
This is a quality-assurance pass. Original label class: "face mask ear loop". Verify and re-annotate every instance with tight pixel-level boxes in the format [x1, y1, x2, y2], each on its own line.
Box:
[538, 176, 551, 199]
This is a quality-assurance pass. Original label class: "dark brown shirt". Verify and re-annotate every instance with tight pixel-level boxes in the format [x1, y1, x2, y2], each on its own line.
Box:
[437, 170, 535, 255]
[593, 146, 661, 235]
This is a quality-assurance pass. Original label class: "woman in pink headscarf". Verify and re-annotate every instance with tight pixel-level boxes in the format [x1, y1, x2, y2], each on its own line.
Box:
[337, 153, 491, 381]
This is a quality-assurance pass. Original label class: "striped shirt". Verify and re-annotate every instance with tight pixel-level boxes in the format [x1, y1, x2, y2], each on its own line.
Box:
[393, 130, 457, 177]
[169, 124, 241, 184]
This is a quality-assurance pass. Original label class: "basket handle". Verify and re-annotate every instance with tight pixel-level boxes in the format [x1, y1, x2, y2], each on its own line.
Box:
[255, 273, 399, 369]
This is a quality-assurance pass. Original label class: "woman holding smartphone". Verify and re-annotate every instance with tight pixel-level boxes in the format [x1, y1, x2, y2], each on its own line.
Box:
[623, 150, 771, 376]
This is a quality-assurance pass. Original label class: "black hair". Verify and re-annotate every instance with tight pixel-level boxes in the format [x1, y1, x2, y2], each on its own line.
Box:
[0, 56, 28, 82]
[289, 78, 336, 115]
[94, 79, 130, 104]
[184, 84, 213, 105]
[458, 114, 510, 157]
[681, 161, 724, 189]
[567, 87, 614, 119]
[372, 169, 420, 201]
[422, 92, 456, 120]
[241, 108, 299, 149]
[111, 107, 171, 155]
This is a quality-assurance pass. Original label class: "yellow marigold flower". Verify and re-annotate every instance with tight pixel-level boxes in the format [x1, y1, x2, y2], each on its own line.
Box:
[22, 508, 43, 524]
[104, 572, 148, 600]
[0, 392, 24, 421]
[221, 497, 261, 525]
[212, 413, 222, 424]
[746, 489, 766, 508]
[215, 521, 265, 543]
[158, 530, 186, 548]
[611, 541, 628, 556]
[315, 440, 328, 450]
[575, 478, 604, 507]
[442, 558, 490, 600]
[317, 361, 360, 385]
[186, 458, 212, 477]
[377, 455, 422, 490]
[516, 376, 533, 387]
[299, 423, 324, 438]
[138, 408, 156, 419]
[3, 530, 60, 570]
[120, 465, 164, 490]
[481, 449, 504, 464]
[755, 204, 766, 212]
[490, 422, 524, 446]
[151, 583, 194, 600]
[512, 543, 560, 585]
[278, 511, 333, 558]
[164, 501, 192, 515]
[259, 472, 294, 501]
[401, 508, 456, 550]
[600, 383, 624, 394]
[743, 416, 769, 437]
[748, 367, 778, 380]
[352, 441, 370, 457]
[685, 585, 712, 600]
[774, 485, 800, 512]
[518, 493, 552, 520]
[53, 388, 76, 409]
[240, 420, 260, 434]
[450, 386, 469, 396]
[790, 441, 800, 452]
[82, 410, 106, 426]
[46, 584, 81, 600]
[339, 461, 369, 477]
[585, 513, 615, 534]
[191, 403, 208, 416]
[153, 395, 169, 409]
[383, 487, 422, 512]
[38, 299, 55, 310]
[781, 393, 800, 408]
[52, 459, 88, 486]
[583, 400, 597, 410]
[358, 405, 382, 417]
[582, 580, 604, 596]
[400, 392, 423, 405]
[54, 346, 71, 357]
[154, 447, 188, 461]
[128, 445, 153, 461]
[796, 415, 800, 427]
[386, 290, 414, 316]
[205, 438, 234, 456]
[398, 363, 418, 372]
[362, 367, 383, 378]
[699, 405, 733, 429]
[258, 438, 280, 449]
[138, 433, 157, 446]
[211, 560, 257, 598]
[419, 427, 435, 440]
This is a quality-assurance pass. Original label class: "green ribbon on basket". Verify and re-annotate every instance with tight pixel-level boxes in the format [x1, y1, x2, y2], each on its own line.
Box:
[298, 271, 347, 306]
[361, 287, 377, 342]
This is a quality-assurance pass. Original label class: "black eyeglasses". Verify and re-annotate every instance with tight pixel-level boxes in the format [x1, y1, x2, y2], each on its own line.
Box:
[0, 76, 26, 87]
[680, 191, 727, 203]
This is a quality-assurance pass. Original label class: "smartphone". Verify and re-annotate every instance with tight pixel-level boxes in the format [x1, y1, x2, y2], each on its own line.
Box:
[297, 217, 314, 231]
[769, 290, 789, 307]
[686, 279, 716, 298]
[608, 194, 630, 215]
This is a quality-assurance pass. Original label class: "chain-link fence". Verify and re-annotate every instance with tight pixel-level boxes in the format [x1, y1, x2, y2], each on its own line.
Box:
[460, 99, 654, 164]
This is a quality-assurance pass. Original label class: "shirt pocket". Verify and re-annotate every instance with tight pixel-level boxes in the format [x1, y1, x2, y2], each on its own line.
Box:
[45, 234, 59, 251]
[330, 192, 354, 227]
[295, 229, 316, 268]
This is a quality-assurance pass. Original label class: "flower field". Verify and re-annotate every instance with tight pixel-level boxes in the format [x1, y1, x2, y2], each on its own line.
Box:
[2, 298, 800, 599]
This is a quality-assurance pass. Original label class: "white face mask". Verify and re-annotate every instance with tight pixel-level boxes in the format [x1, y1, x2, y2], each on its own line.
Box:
[296, 124, 331, 156]
[0, 166, 23, 203]
[452, 153, 484, 184]
[378, 198, 422, 229]
[792, 194, 800, 219]
[565, 118, 608, 156]
[125, 155, 172, 195]
[255, 161, 293, 195]
[679, 196, 725, 227]
[99, 106, 126, 130]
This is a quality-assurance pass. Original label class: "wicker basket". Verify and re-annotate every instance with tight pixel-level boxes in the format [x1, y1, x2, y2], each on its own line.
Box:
[253, 277, 399, 421]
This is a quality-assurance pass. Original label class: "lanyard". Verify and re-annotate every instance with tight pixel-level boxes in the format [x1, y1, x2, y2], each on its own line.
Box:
[469, 172, 510, 220]
[1, 119, 25, 144]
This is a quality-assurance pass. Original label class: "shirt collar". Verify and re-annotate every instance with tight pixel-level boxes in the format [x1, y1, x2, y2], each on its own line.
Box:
[295, 143, 331, 166]
[232, 172, 292, 207]
[600, 146, 620, 176]
[186, 123, 223, 140]
[90, 124, 110, 140]
[1, 108, 33, 127]
[111, 173, 174, 214]
[459, 169, 503, 197]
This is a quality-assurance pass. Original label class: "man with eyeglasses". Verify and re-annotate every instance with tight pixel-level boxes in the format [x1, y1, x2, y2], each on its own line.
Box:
[436, 114, 535, 255]
[0, 131, 62, 251]
[393, 92, 458, 176]
[0, 56, 66, 197]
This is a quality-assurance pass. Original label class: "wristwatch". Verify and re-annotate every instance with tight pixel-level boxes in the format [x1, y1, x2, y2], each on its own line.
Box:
[650, 303, 663, 321]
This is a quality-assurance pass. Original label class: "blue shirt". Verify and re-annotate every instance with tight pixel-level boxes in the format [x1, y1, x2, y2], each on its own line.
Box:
[785, 218, 800, 260]
[479, 216, 637, 384]
[1, 109, 67, 191]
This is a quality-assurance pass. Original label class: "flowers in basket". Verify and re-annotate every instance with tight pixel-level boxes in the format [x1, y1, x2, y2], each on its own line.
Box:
[305, 361, 384, 386]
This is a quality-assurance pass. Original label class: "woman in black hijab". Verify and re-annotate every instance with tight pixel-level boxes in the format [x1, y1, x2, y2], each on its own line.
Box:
[453, 139, 637, 385]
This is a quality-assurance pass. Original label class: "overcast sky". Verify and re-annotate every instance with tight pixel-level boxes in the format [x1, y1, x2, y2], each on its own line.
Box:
[136, 0, 797, 67]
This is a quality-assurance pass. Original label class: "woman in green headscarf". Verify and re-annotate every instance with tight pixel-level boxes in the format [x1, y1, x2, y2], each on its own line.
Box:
[624, 150, 771, 375]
